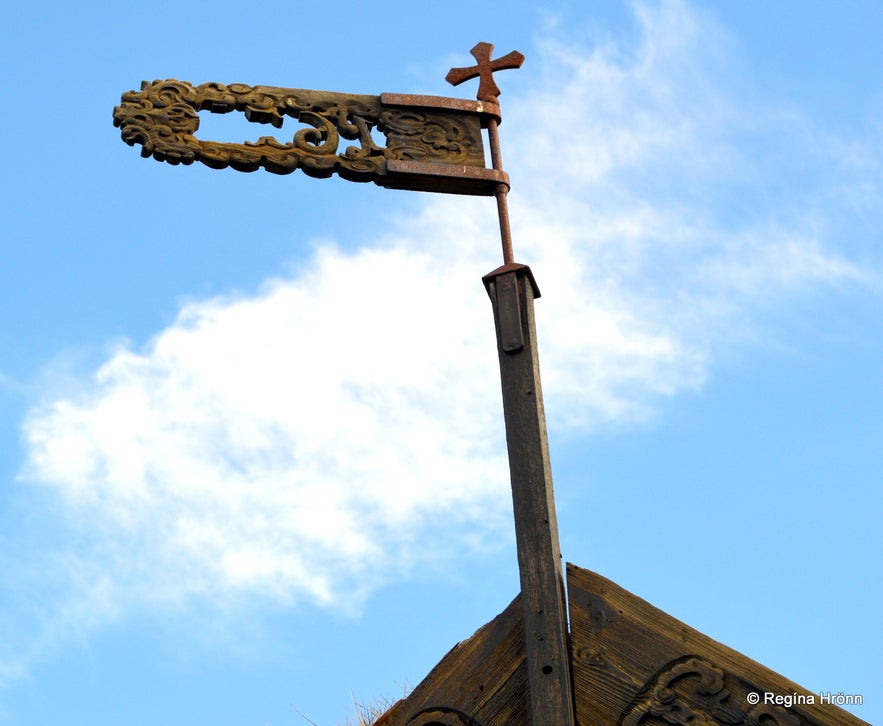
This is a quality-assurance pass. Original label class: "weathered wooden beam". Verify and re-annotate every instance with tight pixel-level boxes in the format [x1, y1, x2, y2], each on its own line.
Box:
[484, 263, 575, 726]
[568, 564, 870, 726]
[373, 595, 529, 725]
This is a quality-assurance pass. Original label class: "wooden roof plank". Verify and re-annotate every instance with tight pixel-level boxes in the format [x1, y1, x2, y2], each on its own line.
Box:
[375, 595, 530, 726]
[567, 563, 868, 726]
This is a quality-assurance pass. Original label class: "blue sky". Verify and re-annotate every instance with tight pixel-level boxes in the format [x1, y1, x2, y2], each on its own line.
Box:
[1, 1, 881, 724]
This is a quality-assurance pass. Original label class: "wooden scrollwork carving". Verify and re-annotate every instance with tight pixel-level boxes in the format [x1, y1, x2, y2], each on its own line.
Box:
[114, 80, 505, 195]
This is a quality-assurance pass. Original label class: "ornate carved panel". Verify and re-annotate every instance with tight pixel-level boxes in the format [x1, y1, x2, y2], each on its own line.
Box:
[620, 655, 804, 726]
[567, 565, 868, 726]
[113, 80, 507, 195]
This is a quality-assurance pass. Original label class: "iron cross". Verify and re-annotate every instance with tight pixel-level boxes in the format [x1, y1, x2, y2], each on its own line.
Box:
[445, 42, 524, 264]
[446, 42, 525, 103]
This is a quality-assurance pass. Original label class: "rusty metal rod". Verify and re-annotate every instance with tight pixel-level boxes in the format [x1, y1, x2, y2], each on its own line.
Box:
[486, 116, 515, 265]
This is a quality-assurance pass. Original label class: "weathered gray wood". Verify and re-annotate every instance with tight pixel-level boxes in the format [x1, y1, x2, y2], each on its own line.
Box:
[567, 564, 869, 726]
[484, 263, 575, 726]
[374, 595, 529, 726]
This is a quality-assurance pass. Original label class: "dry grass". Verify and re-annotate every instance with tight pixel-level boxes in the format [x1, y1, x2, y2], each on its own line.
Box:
[339, 692, 401, 725]
[338, 698, 388, 726]
[339, 687, 410, 726]
[292, 693, 396, 726]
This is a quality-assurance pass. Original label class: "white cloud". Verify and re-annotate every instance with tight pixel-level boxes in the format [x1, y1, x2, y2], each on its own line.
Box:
[23, 243, 511, 612]
[10, 0, 876, 677]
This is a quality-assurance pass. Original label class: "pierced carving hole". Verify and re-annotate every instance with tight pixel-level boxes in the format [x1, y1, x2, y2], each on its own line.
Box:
[542, 665, 553, 675]
[369, 124, 386, 149]
[195, 110, 285, 144]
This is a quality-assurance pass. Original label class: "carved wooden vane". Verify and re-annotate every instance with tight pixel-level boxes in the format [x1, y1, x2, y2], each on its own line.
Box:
[113, 59, 519, 197]
[111, 47, 877, 726]
[114, 47, 585, 726]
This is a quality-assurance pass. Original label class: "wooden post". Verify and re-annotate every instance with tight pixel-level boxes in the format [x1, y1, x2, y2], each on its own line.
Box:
[484, 263, 575, 726]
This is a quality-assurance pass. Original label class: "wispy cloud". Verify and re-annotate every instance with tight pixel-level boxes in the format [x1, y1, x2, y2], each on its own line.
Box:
[6, 0, 877, 683]
[21, 244, 513, 608]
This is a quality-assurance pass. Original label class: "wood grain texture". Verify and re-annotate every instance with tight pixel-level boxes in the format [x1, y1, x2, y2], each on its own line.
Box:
[485, 265, 575, 726]
[374, 596, 529, 726]
[113, 80, 500, 195]
[567, 564, 869, 726]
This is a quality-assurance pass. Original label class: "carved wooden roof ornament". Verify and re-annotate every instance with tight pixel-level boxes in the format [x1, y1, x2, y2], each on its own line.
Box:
[113, 43, 527, 264]
[113, 48, 524, 198]
[113, 46, 867, 726]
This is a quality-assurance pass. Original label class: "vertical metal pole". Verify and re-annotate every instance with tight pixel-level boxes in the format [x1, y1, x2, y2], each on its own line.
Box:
[486, 117, 515, 265]
[484, 264, 575, 726]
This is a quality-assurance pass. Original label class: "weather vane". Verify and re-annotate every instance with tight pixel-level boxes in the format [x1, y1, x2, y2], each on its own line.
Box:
[114, 44, 575, 726]
[114, 42, 523, 264]
[113, 44, 867, 726]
